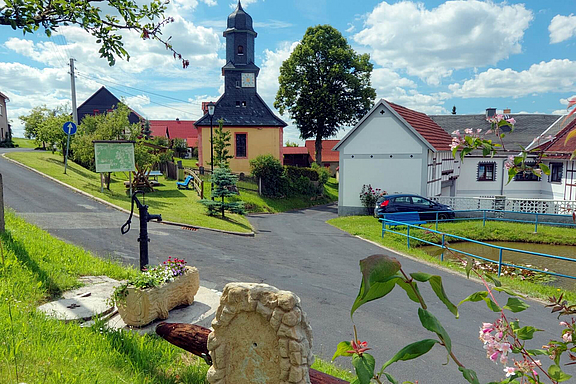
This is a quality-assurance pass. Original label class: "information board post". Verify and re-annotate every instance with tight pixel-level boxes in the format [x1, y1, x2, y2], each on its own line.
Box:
[62, 122, 77, 174]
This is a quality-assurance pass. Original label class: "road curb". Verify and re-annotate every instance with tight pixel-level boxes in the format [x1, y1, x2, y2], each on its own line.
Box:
[2, 154, 255, 237]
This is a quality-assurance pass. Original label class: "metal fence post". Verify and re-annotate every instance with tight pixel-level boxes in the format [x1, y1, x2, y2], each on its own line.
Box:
[441, 234, 445, 262]
[535, 213, 539, 233]
[435, 211, 439, 230]
[407, 226, 410, 249]
[483, 210, 486, 227]
[498, 248, 503, 277]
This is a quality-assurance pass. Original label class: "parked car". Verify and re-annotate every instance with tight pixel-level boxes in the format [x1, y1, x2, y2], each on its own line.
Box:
[374, 194, 454, 221]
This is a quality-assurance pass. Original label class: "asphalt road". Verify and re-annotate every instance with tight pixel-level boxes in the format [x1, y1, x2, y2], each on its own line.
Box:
[0, 149, 566, 383]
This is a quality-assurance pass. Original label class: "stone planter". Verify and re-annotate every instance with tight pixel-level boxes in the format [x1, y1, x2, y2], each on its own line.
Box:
[117, 266, 200, 327]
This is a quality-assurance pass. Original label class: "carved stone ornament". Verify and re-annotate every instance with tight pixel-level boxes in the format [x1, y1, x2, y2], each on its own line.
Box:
[206, 282, 314, 384]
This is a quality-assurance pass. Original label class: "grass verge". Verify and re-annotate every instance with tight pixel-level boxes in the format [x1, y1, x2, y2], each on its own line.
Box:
[12, 138, 38, 148]
[327, 216, 576, 302]
[5, 151, 253, 233]
[0, 211, 351, 383]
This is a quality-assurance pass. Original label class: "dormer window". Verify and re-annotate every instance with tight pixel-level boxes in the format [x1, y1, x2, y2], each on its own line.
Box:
[237, 45, 244, 55]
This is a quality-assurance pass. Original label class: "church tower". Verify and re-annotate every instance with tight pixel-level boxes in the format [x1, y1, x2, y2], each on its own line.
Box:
[195, 1, 287, 174]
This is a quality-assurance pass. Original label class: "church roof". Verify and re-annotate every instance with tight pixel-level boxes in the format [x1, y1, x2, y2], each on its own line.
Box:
[224, 1, 256, 36]
[194, 93, 286, 127]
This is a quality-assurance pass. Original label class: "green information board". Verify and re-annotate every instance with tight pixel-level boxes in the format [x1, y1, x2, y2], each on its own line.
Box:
[94, 142, 136, 173]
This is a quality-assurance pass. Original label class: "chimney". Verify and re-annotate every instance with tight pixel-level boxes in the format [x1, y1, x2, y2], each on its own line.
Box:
[503, 108, 511, 114]
[485, 108, 496, 118]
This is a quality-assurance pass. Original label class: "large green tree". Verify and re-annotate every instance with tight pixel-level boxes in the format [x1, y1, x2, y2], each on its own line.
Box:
[0, 0, 187, 67]
[20, 105, 70, 156]
[275, 25, 376, 165]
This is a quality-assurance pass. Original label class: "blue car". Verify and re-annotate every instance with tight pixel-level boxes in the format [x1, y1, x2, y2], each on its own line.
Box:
[374, 194, 454, 221]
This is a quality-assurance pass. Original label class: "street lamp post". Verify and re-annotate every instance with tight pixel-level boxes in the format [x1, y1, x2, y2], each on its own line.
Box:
[207, 102, 215, 200]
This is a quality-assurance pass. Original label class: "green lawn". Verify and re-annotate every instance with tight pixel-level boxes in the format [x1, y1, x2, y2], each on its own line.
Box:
[328, 215, 576, 302]
[12, 137, 37, 148]
[0, 211, 351, 383]
[6, 152, 253, 233]
[174, 157, 198, 168]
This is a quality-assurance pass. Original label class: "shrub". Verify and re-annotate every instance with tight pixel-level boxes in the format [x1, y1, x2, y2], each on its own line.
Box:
[359, 184, 384, 215]
[285, 165, 319, 181]
[250, 154, 286, 197]
[310, 163, 330, 185]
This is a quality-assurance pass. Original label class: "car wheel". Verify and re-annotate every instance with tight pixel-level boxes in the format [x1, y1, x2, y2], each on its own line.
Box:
[438, 213, 449, 220]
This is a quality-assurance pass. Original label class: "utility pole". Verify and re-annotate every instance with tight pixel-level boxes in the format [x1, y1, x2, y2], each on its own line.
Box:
[64, 58, 78, 174]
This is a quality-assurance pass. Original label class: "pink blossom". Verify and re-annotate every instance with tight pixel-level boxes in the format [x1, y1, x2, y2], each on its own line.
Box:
[504, 367, 516, 377]
[563, 331, 572, 343]
[560, 321, 569, 327]
[506, 118, 516, 125]
[476, 128, 482, 134]
[464, 128, 473, 135]
[452, 129, 461, 136]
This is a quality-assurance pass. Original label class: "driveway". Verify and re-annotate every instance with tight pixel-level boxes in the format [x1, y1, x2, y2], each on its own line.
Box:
[0, 150, 562, 383]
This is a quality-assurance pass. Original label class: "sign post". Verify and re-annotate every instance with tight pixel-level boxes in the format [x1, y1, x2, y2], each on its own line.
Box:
[62, 121, 77, 174]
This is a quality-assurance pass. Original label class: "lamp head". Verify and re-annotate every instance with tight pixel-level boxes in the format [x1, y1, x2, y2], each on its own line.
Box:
[207, 102, 215, 117]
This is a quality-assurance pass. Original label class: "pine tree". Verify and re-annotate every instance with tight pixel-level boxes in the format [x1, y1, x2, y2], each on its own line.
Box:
[200, 164, 244, 218]
[210, 119, 233, 168]
[142, 119, 152, 139]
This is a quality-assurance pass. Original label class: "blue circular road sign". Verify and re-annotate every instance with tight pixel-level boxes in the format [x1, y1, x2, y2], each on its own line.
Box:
[63, 121, 77, 135]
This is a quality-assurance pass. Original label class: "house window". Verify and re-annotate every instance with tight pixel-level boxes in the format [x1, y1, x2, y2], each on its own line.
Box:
[0, 104, 3, 116]
[236, 101, 241, 107]
[93, 109, 100, 115]
[477, 162, 496, 181]
[514, 162, 540, 181]
[235, 133, 247, 158]
[550, 163, 563, 183]
[238, 45, 244, 55]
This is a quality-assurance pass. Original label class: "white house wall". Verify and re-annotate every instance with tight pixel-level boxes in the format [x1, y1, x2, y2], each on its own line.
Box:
[338, 106, 428, 216]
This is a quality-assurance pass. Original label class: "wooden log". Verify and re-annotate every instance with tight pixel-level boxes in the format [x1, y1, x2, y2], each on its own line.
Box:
[155, 322, 349, 384]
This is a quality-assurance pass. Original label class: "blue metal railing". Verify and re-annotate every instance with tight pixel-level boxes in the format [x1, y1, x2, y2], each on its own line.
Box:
[380, 214, 576, 280]
[420, 209, 576, 232]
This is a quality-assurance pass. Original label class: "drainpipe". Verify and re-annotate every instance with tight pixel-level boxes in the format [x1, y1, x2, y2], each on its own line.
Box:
[500, 158, 506, 195]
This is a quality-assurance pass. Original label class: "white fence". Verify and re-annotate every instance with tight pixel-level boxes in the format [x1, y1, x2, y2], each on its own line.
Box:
[429, 196, 576, 215]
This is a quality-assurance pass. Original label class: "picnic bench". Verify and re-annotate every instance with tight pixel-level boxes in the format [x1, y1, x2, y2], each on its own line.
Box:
[177, 175, 193, 190]
[149, 170, 163, 181]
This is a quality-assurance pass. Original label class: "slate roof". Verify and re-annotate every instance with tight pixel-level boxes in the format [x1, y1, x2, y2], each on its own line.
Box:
[305, 140, 340, 162]
[194, 93, 287, 127]
[149, 120, 197, 142]
[429, 113, 561, 151]
[77, 86, 142, 125]
[387, 102, 453, 151]
[225, 1, 256, 35]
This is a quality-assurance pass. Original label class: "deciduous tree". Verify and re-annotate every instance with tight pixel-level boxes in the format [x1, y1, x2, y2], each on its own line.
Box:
[275, 25, 376, 165]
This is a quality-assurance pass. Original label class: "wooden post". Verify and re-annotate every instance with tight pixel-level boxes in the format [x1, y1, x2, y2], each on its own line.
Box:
[0, 173, 5, 232]
[100, 173, 104, 193]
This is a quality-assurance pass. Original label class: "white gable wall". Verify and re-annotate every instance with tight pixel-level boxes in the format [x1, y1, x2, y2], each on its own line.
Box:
[338, 106, 429, 216]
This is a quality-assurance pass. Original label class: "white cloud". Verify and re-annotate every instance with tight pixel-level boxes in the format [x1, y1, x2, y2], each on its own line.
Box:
[257, 41, 299, 105]
[229, 0, 258, 8]
[371, 67, 417, 93]
[345, 23, 355, 33]
[354, 1, 533, 85]
[449, 59, 576, 98]
[549, 14, 576, 44]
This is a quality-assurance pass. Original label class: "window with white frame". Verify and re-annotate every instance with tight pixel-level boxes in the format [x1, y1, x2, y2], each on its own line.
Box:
[550, 163, 563, 183]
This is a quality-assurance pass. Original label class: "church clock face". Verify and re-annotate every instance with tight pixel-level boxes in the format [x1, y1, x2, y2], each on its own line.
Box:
[241, 73, 255, 87]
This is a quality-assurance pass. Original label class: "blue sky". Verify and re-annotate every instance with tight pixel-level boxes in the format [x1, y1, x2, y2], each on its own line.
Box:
[0, 0, 575, 143]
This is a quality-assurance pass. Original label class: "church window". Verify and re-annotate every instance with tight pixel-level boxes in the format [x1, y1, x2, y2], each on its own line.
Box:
[242, 101, 247, 107]
[238, 45, 244, 55]
[235, 81, 240, 88]
[235, 133, 247, 158]
[236, 101, 241, 107]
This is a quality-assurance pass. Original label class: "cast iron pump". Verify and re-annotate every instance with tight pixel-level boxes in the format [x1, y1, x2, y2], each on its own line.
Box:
[121, 191, 162, 271]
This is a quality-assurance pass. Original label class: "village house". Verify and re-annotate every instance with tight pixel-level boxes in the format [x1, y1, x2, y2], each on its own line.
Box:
[0, 91, 12, 144]
[335, 99, 575, 216]
[149, 119, 198, 157]
[194, 1, 286, 174]
[77, 86, 142, 124]
[282, 139, 340, 175]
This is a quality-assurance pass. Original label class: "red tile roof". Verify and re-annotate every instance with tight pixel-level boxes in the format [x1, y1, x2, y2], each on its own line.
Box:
[538, 118, 576, 155]
[305, 140, 340, 162]
[387, 101, 453, 151]
[186, 137, 198, 148]
[149, 120, 197, 142]
[283, 146, 309, 155]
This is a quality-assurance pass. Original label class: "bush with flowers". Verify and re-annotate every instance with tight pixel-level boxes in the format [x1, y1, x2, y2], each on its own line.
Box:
[112, 257, 188, 304]
[360, 184, 386, 215]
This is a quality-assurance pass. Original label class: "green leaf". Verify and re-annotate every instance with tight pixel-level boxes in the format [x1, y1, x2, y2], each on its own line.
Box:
[360, 254, 402, 297]
[503, 297, 530, 313]
[459, 291, 488, 305]
[539, 163, 550, 175]
[465, 257, 473, 278]
[351, 275, 400, 316]
[409, 273, 458, 317]
[418, 308, 451, 353]
[381, 339, 439, 371]
[515, 326, 542, 340]
[486, 274, 502, 287]
[493, 286, 518, 296]
[548, 364, 572, 382]
[352, 353, 375, 384]
[396, 279, 423, 304]
[483, 297, 501, 312]
[459, 367, 480, 384]
[382, 372, 398, 384]
[332, 341, 353, 361]
[526, 349, 548, 356]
